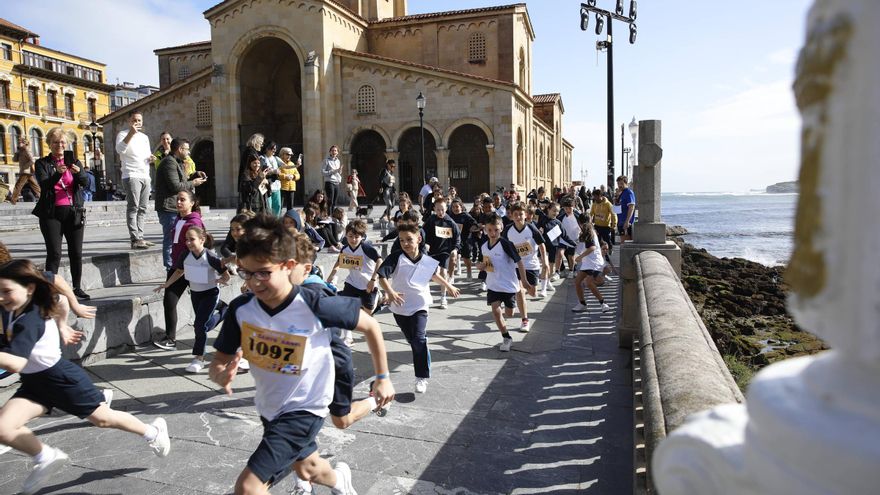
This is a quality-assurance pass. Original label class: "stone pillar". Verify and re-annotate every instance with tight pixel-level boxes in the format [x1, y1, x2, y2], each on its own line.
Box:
[301, 52, 323, 196]
[210, 63, 237, 208]
[339, 150, 352, 205]
[653, 1, 880, 493]
[618, 120, 681, 348]
[435, 147, 449, 185]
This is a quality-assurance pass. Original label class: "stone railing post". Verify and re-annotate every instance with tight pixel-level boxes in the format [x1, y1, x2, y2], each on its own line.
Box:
[653, 1, 880, 493]
[618, 120, 681, 349]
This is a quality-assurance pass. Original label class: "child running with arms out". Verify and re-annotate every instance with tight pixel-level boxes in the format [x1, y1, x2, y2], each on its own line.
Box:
[209, 215, 394, 495]
[155, 227, 230, 373]
[326, 219, 384, 345]
[571, 219, 612, 314]
[478, 213, 532, 352]
[502, 202, 548, 331]
[376, 222, 460, 394]
[0, 260, 170, 495]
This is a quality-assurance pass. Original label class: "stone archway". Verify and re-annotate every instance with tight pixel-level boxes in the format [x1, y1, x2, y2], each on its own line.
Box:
[350, 130, 387, 203]
[238, 37, 302, 160]
[397, 127, 438, 199]
[192, 140, 215, 206]
[448, 124, 490, 200]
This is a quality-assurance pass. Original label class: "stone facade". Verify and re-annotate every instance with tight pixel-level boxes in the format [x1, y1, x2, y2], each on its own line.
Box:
[99, 0, 573, 207]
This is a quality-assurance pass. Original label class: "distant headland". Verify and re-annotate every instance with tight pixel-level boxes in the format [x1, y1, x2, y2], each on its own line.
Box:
[766, 181, 798, 193]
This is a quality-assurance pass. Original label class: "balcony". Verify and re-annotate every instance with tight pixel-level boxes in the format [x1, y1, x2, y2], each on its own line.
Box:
[41, 106, 72, 123]
[0, 99, 28, 117]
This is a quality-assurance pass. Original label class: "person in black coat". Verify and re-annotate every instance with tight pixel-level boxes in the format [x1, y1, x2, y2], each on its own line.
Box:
[31, 127, 91, 300]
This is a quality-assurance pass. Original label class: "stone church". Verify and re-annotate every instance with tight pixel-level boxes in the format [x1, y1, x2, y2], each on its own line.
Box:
[99, 0, 573, 207]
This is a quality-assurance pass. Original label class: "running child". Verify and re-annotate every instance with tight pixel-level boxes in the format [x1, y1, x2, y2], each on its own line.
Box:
[209, 215, 394, 495]
[423, 196, 460, 309]
[571, 220, 612, 314]
[0, 260, 170, 495]
[448, 199, 477, 279]
[377, 222, 460, 394]
[502, 203, 548, 332]
[154, 227, 230, 373]
[327, 219, 384, 344]
[477, 214, 532, 352]
[557, 198, 583, 278]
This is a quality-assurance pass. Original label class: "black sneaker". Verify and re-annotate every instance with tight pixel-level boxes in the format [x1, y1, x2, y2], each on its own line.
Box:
[152, 338, 177, 350]
[73, 288, 91, 300]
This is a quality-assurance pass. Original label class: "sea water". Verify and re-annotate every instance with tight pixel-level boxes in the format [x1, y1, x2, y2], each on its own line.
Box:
[660, 192, 797, 267]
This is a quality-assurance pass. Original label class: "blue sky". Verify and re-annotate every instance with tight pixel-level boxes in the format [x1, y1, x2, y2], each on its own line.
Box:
[7, 0, 812, 191]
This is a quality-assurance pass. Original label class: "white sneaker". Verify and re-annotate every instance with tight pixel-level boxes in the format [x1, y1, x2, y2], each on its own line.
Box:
[539, 288, 548, 299]
[550, 273, 561, 282]
[520, 319, 530, 333]
[238, 357, 250, 372]
[102, 389, 114, 408]
[439, 296, 448, 309]
[605, 274, 615, 282]
[148, 418, 171, 457]
[185, 358, 204, 374]
[499, 337, 513, 352]
[331, 461, 357, 495]
[571, 303, 589, 313]
[22, 448, 69, 495]
[291, 474, 314, 494]
[480, 282, 487, 291]
[547, 282, 557, 291]
[601, 302, 612, 312]
[415, 378, 428, 394]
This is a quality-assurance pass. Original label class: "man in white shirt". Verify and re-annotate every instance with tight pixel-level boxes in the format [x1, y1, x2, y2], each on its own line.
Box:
[116, 112, 153, 249]
[418, 177, 438, 213]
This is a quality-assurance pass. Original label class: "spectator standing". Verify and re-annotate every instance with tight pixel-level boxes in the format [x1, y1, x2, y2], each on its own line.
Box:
[238, 154, 267, 214]
[115, 112, 153, 250]
[155, 139, 207, 269]
[379, 159, 397, 221]
[346, 169, 364, 211]
[32, 127, 90, 300]
[321, 145, 342, 208]
[616, 175, 636, 242]
[82, 164, 96, 202]
[238, 133, 263, 183]
[277, 147, 301, 212]
[9, 137, 39, 204]
[260, 141, 282, 216]
[418, 177, 438, 212]
[590, 188, 617, 253]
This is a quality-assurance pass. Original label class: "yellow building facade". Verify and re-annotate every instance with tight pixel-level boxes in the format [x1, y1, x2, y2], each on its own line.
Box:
[0, 18, 111, 189]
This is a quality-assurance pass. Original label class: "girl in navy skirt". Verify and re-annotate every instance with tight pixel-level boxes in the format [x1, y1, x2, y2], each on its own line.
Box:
[0, 259, 171, 495]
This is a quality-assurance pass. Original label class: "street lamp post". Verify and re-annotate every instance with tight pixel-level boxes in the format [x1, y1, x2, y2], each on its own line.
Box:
[628, 115, 639, 184]
[88, 120, 102, 200]
[623, 147, 631, 177]
[580, 0, 638, 193]
[416, 92, 426, 184]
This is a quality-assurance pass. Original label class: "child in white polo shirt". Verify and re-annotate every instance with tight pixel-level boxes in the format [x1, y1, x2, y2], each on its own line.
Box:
[327, 219, 383, 345]
[377, 222, 459, 395]
[502, 202, 548, 332]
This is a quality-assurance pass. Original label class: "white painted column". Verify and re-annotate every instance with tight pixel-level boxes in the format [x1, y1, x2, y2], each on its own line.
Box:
[653, 1, 880, 493]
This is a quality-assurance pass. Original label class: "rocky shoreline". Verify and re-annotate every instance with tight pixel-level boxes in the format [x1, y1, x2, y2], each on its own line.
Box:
[669, 232, 827, 389]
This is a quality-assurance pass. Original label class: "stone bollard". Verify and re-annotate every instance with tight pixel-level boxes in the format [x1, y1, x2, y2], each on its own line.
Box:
[618, 119, 681, 349]
[653, 1, 880, 493]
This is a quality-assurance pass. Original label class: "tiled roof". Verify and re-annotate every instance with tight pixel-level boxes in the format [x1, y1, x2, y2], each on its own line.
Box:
[154, 40, 212, 54]
[370, 4, 525, 25]
[0, 18, 38, 38]
[98, 67, 212, 124]
[533, 93, 564, 112]
[204, 0, 364, 23]
[334, 48, 516, 89]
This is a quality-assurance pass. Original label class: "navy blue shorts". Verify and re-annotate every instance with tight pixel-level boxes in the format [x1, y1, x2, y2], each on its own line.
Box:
[340, 282, 379, 311]
[545, 244, 558, 263]
[13, 360, 104, 419]
[516, 269, 540, 286]
[430, 252, 451, 269]
[247, 410, 324, 485]
[487, 289, 517, 308]
[579, 269, 603, 279]
[329, 330, 354, 417]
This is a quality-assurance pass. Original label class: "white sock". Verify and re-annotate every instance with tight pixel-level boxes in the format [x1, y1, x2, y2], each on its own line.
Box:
[295, 475, 313, 491]
[367, 395, 378, 411]
[143, 424, 158, 442]
[333, 468, 345, 490]
[33, 445, 56, 464]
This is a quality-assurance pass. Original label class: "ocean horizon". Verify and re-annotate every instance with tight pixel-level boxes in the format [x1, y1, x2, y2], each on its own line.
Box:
[660, 191, 797, 267]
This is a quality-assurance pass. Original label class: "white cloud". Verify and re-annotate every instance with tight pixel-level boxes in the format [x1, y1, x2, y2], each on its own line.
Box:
[767, 47, 797, 66]
[686, 80, 798, 138]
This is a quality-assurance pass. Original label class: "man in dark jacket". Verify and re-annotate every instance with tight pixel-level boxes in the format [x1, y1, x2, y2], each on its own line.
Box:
[155, 138, 206, 268]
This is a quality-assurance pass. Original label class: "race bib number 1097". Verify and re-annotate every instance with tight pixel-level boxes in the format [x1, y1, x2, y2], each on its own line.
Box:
[241, 322, 307, 374]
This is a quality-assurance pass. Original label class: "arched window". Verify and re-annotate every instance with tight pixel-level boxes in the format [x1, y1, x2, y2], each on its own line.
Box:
[178, 65, 190, 80]
[356, 85, 376, 114]
[518, 47, 526, 89]
[30, 128, 43, 157]
[468, 32, 486, 63]
[9, 125, 21, 151]
[83, 134, 92, 153]
[196, 99, 212, 126]
[516, 128, 524, 186]
[0, 124, 5, 164]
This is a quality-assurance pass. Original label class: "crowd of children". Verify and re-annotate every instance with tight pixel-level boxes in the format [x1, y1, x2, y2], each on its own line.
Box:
[0, 174, 626, 494]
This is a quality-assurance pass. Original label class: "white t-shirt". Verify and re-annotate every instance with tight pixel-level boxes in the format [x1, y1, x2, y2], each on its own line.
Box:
[576, 231, 605, 272]
[561, 212, 581, 245]
[419, 183, 433, 200]
[481, 238, 522, 294]
[503, 222, 545, 272]
[214, 287, 361, 420]
[340, 241, 381, 291]
[115, 130, 152, 180]
[174, 248, 226, 293]
[2, 304, 61, 374]
[377, 249, 438, 316]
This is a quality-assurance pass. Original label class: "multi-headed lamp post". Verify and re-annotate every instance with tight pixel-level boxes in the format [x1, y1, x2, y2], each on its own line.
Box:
[580, 0, 637, 192]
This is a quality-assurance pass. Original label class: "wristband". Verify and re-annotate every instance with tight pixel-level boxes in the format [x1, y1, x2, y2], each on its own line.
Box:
[375, 373, 388, 380]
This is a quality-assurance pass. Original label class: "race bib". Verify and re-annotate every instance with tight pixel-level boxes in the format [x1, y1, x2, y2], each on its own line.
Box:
[435, 226, 453, 239]
[482, 255, 495, 273]
[339, 253, 363, 271]
[515, 242, 533, 257]
[241, 322, 307, 374]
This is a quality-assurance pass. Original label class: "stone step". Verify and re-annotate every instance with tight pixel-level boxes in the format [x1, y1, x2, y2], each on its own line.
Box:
[0, 201, 222, 232]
